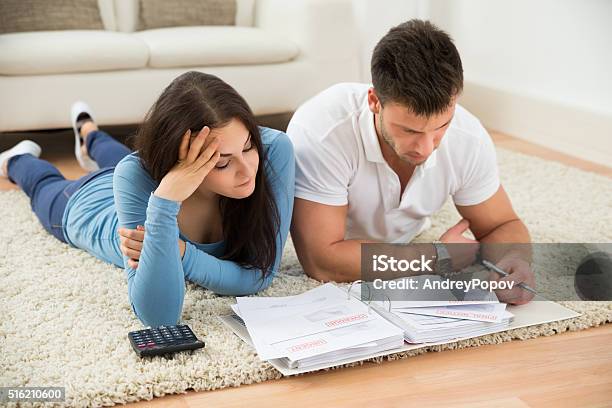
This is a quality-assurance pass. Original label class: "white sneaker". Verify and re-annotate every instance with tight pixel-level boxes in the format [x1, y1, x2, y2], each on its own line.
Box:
[0, 140, 42, 177]
[70, 101, 99, 171]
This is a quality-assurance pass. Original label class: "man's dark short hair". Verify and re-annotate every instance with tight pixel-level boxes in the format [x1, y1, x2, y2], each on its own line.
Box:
[371, 19, 463, 117]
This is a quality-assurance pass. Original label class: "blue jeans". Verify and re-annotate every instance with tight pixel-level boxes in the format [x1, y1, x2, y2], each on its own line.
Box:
[7, 130, 131, 243]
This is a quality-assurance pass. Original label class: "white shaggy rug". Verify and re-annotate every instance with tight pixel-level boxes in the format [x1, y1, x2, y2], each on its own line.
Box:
[1, 147, 611, 407]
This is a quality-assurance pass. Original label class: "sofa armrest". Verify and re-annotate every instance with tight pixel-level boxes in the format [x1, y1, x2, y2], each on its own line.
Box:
[254, 0, 358, 62]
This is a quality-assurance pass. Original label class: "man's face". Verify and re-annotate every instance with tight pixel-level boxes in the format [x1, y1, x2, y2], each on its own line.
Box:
[368, 88, 456, 166]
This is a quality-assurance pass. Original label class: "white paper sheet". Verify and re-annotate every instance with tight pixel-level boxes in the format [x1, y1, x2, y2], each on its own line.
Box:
[235, 283, 404, 360]
[396, 302, 509, 322]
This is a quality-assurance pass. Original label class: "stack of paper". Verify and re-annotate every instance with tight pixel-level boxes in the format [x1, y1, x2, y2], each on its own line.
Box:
[220, 280, 580, 376]
[379, 306, 513, 344]
[228, 283, 405, 369]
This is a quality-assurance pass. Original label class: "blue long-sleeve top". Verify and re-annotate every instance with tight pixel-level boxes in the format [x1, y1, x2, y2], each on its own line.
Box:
[62, 127, 295, 327]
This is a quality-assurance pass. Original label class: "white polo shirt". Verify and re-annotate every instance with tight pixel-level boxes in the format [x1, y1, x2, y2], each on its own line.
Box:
[286, 83, 500, 243]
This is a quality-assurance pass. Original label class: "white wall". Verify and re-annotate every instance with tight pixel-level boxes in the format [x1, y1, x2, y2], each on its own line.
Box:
[355, 0, 612, 166]
[429, 0, 612, 115]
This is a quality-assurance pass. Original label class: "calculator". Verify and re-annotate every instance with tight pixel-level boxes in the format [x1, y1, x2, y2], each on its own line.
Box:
[128, 324, 205, 357]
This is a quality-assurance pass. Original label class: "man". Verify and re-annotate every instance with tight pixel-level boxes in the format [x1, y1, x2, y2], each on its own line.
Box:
[287, 20, 534, 305]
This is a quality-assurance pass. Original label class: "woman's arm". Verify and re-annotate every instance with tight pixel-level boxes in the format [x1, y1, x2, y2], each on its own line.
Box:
[113, 127, 220, 327]
[113, 159, 187, 327]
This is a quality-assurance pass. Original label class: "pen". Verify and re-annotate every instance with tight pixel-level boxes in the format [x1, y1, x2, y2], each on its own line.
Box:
[481, 259, 537, 294]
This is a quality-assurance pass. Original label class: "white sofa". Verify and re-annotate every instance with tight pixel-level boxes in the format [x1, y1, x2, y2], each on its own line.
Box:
[0, 0, 360, 132]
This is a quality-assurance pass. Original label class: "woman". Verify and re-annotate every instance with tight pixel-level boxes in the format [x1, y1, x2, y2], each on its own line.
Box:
[0, 71, 295, 327]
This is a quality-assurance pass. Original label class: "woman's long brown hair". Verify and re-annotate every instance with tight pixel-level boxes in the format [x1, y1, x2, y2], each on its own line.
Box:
[133, 71, 279, 279]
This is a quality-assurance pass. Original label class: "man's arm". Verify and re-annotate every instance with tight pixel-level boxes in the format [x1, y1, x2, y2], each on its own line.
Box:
[456, 184, 531, 260]
[291, 198, 368, 282]
[456, 184, 535, 304]
[291, 198, 444, 282]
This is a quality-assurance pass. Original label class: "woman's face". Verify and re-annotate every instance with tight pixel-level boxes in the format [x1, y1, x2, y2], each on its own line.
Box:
[197, 118, 259, 199]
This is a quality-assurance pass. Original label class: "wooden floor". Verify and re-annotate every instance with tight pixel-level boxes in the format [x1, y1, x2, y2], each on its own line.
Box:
[136, 325, 612, 408]
[1, 126, 611, 407]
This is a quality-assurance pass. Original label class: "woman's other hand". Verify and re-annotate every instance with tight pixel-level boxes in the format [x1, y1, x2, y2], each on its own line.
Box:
[118, 225, 186, 269]
[118, 225, 145, 269]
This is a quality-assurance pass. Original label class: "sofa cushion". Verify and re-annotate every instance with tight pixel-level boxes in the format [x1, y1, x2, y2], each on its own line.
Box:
[138, 0, 237, 30]
[0, 31, 149, 75]
[0, 0, 104, 34]
[115, 0, 254, 32]
[134, 26, 299, 68]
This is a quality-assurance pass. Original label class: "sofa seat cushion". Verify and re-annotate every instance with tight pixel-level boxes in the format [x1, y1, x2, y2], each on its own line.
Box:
[134, 26, 299, 68]
[0, 31, 149, 76]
